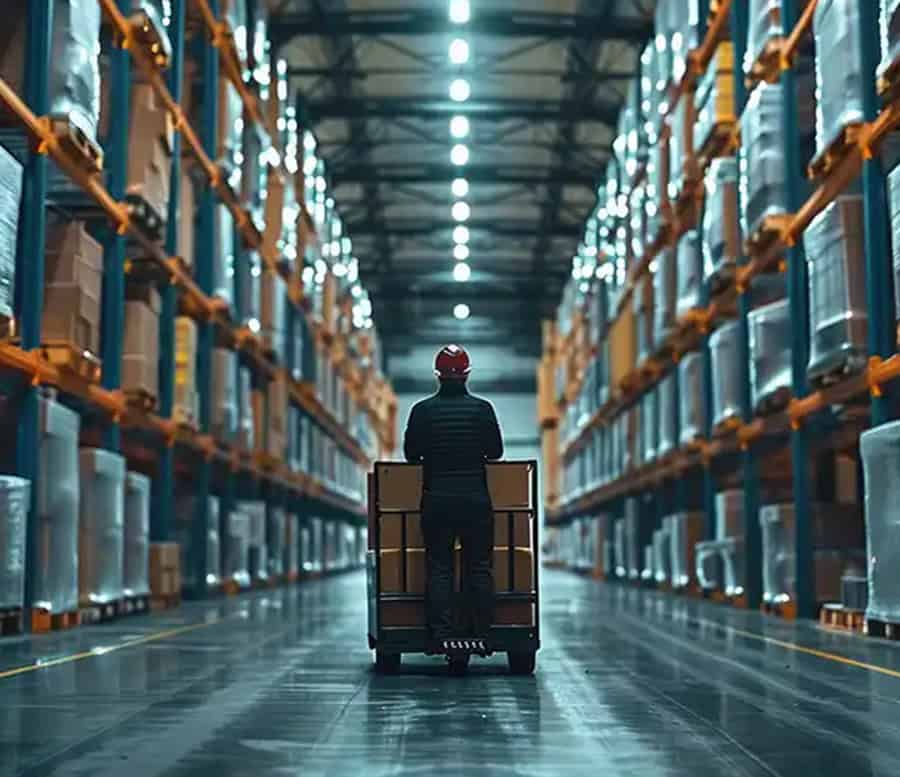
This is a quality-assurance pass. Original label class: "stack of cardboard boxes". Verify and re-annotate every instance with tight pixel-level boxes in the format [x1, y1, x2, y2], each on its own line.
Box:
[126, 84, 173, 229]
[211, 347, 238, 441]
[43, 221, 103, 357]
[122, 287, 160, 401]
[267, 374, 288, 460]
[149, 542, 181, 601]
[174, 316, 198, 426]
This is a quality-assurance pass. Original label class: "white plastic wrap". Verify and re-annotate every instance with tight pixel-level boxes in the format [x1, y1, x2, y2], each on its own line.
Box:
[50, 0, 102, 142]
[880, 0, 900, 80]
[78, 448, 126, 605]
[703, 158, 742, 288]
[625, 498, 640, 580]
[267, 506, 286, 579]
[720, 537, 746, 596]
[0, 477, 30, 610]
[804, 195, 868, 382]
[678, 352, 706, 445]
[709, 321, 743, 430]
[861, 421, 900, 623]
[122, 471, 150, 598]
[695, 540, 722, 591]
[225, 510, 251, 588]
[212, 348, 238, 441]
[889, 163, 900, 321]
[642, 390, 658, 466]
[748, 299, 793, 413]
[670, 512, 704, 588]
[241, 501, 268, 581]
[238, 366, 253, 450]
[614, 517, 626, 579]
[207, 496, 221, 587]
[676, 230, 703, 319]
[653, 526, 671, 585]
[668, 96, 687, 200]
[658, 373, 678, 457]
[634, 276, 654, 364]
[653, 248, 678, 346]
[715, 490, 745, 540]
[813, 0, 864, 161]
[740, 82, 787, 238]
[34, 397, 80, 614]
[746, 0, 784, 74]
[213, 205, 235, 310]
[238, 251, 262, 329]
[642, 544, 655, 582]
[0, 144, 22, 320]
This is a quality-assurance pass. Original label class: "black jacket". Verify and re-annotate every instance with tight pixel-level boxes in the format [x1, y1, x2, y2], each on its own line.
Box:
[403, 381, 503, 496]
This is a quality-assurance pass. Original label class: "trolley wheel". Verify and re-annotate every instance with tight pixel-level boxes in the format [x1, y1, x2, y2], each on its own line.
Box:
[374, 651, 401, 674]
[448, 652, 470, 677]
[507, 651, 536, 675]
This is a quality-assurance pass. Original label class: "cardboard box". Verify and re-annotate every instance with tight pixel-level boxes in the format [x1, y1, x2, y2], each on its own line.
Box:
[542, 427, 560, 506]
[122, 298, 160, 397]
[379, 513, 425, 549]
[493, 547, 534, 593]
[149, 542, 181, 596]
[609, 302, 636, 391]
[375, 464, 423, 511]
[42, 285, 101, 353]
[493, 512, 532, 548]
[487, 462, 533, 510]
[45, 221, 103, 295]
[262, 173, 284, 256]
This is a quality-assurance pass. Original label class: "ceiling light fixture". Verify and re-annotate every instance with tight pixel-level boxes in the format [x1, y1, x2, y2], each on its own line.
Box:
[452, 201, 471, 222]
[451, 177, 469, 198]
[449, 78, 471, 102]
[453, 303, 471, 320]
[453, 225, 470, 244]
[449, 38, 470, 64]
[450, 143, 469, 166]
[449, 0, 470, 24]
[453, 262, 471, 282]
[453, 244, 470, 261]
[450, 115, 470, 139]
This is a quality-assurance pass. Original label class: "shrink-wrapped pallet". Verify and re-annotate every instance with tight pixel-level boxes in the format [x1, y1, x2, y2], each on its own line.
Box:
[267, 506, 286, 579]
[0, 0, 102, 143]
[813, 0, 865, 161]
[242, 123, 269, 230]
[122, 471, 150, 598]
[740, 82, 786, 238]
[653, 525, 671, 585]
[703, 158, 742, 290]
[0, 477, 30, 610]
[614, 518, 626, 579]
[174, 491, 218, 589]
[804, 195, 868, 382]
[720, 537, 746, 596]
[225, 510, 251, 589]
[760, 502, 865, 604]
[653, 248, 677, 346]
[261, 270, 288, 365]
[625, 498, 640, 580]
[709, 321, 743, 431]
[670, 511, 704, 589]
[642, 544, 655, 582]
[695, 540, 723, 591]
[748, 299, 793, 413]
[0, 144, 22, 321]
[78, 448, 126, 606]
[238, 251, 262, 329]
[668, 96, 688, 200]
[746, 0, 785, 74]
[206, 496, 221, 587]
[213, 205, 235, 310]
[678, 352, 706, 445]
[716, 490, 745, 540]
[242, 501, 268, 582]
[880, 0, 900, 81]
[860, 421, 900, 623]
[642, 390, 658, 466]
[33, 398, 80, 614]
[676, 230, 703, 319]
[657, 372, 678, 458]
[237, 366, 254, 449]
[889, 164, 900, 323]
[211, 348, 238, 441]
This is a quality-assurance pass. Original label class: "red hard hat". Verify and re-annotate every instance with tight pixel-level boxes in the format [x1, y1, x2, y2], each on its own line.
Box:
[434, 344, 471, 380]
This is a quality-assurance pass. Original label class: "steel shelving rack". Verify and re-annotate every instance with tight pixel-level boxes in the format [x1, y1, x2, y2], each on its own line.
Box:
[545, 0, 900, 621]
[0, 0, 392, 624]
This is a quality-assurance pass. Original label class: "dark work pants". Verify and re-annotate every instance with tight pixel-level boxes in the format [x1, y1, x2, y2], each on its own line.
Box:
[421, 491, 494, 640]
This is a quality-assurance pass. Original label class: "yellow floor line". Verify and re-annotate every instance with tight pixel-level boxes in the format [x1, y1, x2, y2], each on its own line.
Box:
[694, 617, 900, 680]
[0, 618, 224, 681]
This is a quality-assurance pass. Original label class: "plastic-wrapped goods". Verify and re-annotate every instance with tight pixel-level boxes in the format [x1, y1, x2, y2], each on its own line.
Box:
[653, 248, 677, 346]
[703, 158, 742, 290]
[267, 506, 286, 579]
[668, 96, 687, 200]
[211, 348, 238, 442]
[0, 477, 30, 610]
[678, 352, 706, 445]
[225, 511, 251, 589]
[122, 471, 150, 599]
[237, 366, 254, 449]
[694, 43, 736, 155]
[880, 0, 900, 81]
[238, 251, 262, 329]
[78, 448, 126, 606]
[657, 372, 678, 458]
[748, 299, 793, 413]
[842, 572, 868, 611]
[653, 0, 676, 93]
[641, 545, 655, 582]
[860, 421, 900, 623]
[625, 498, 640, 580]
[695, 540, 723, 591]
[760, 502, 866, 604]
[676, 230, 703, 319]
[0, 144, 22, 320]
[213, 205, 235, 310]
[602, 539, 614, 579]
[653, 526, 671, 585]
[32, 398, 80, 614]
[670, 511, 704, 588]
[614, 518, 626, 578]
[804, 195, 868, 382]
[888, 164, 900, 321]
[813, 0, 864, 161]
[206, 496, 221, 587]
[746, 0, 784, 75]
[242, 501, 268, 582]
[715, 490, 745, 540]
[261, 271, 288, 365]
[720, 537, 746, 596]
[242, 123, 269, 230]
[642, 391, 658, 466]
[709, 321, 743, 431]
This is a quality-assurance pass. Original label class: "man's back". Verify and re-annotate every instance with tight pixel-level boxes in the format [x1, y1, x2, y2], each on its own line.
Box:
[403, 381, 503, 495]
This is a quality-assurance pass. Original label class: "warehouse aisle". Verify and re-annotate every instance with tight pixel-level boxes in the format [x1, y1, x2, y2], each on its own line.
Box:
[1, 571, 899, 777]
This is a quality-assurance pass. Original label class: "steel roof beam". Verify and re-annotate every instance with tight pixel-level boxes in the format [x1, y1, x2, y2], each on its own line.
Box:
[271, 9, 652, 45]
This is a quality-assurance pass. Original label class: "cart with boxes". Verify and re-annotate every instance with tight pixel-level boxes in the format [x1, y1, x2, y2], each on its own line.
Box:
[367, 460, 540, 674]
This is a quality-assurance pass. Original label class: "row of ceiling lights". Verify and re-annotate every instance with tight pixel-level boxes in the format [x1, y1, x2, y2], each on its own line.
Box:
[449, 0, 471, 321]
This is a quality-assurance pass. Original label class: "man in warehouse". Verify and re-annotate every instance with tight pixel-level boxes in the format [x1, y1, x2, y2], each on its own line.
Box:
[403, 345, 504, 658]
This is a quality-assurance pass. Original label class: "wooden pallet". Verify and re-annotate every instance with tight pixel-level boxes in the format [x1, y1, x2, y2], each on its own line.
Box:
[173, 410, 198, 431]
[122, 594, 150, 615]
[744, 213, 791, 260]
[754, 386, 793, 417]
[808, 123, 864, 181]
[762, 600, 797, 620]
[746, 37, 783, 88]
[707, 262, 737, 299]
[128, 9, 171, 68]
[37, 341, 102, 383]
[80, 600, 122, 624]
[712, 416, 742, 439]
[696, 119, 739, 170]
[222, 579, 241, 596]
[878, 53, 900, 104]
[124, 389, 158, 413]
[30, 609, 81, 633]
[0, 608, 24, 637]
[819, 603, 865, 633]
[124, 193, 164, 242]
[865, 618, 900, 641]
[809, 353, 869, 391]
[150, 592, 182, 611]
[47, 116, 103, 175]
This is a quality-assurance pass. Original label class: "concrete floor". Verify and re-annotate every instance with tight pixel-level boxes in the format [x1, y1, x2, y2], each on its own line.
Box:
[1, 570, 899, 777]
